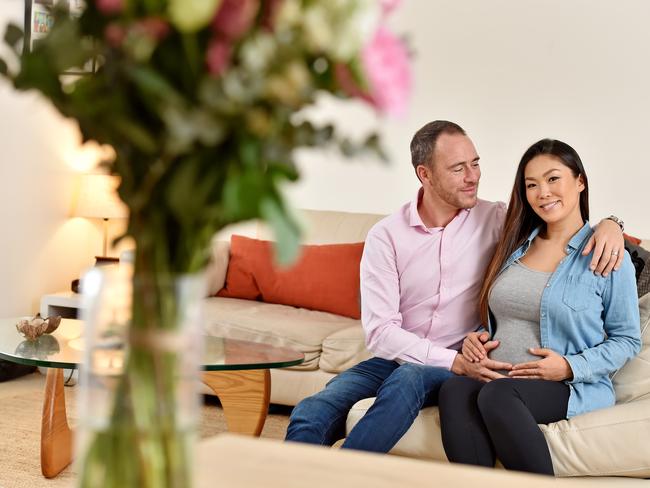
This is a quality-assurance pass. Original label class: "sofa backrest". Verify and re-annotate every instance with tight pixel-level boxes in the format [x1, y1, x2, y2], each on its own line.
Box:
[206, 209, 386, 295]
[257, 209, 386, 244]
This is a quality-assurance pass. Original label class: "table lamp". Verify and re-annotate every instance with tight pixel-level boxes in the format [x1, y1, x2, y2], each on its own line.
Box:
[73, 173, 128, 265]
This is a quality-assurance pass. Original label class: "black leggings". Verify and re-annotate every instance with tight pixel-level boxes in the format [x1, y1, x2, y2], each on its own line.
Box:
[438, 376, 569, 475]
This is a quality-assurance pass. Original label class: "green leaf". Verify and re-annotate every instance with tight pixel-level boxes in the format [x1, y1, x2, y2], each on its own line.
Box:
[260, 196, 301, 266]
[43, 16, 90, 73]
[3, 24, 24, 50]
[0, 58, 7, 77]
[113, 118, 158, 154]
[222, 169, 264, 220]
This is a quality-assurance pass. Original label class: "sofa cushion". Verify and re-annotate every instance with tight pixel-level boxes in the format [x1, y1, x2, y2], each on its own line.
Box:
[541, 398, 650, 477]
[320, 324, 371, 374]
[205, 239, 230, 296]
[217, 235, 364, 319]
[203, 296, 360, 370]
[612, 293, 650, 403]
[347, 397, 650, 478]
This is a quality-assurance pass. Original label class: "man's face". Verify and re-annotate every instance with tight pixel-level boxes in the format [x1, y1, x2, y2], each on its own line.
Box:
[420, 133, 481, 210]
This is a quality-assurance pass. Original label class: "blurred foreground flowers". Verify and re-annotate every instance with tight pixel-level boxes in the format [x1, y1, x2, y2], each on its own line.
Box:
[1, 1, 411, 486]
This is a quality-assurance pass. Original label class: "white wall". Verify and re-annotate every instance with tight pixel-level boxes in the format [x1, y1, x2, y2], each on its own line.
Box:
[0, 0, 127, 317]
[1, 0, 649, 316]
[288, 0, 650, 240]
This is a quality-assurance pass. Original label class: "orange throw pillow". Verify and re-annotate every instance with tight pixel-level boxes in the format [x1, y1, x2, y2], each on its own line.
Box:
[217, 235, 364, 319]
[624, 233, 642, 246]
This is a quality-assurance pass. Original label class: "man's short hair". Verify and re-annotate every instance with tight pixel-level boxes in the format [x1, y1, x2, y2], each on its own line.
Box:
[410, 120, 466, 170]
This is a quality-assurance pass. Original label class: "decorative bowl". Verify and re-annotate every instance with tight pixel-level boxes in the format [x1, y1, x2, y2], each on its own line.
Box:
[15, 314, 62, 341]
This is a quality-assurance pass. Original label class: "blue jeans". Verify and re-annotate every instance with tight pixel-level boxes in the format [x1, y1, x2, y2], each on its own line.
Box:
[285, 357, 453, 453]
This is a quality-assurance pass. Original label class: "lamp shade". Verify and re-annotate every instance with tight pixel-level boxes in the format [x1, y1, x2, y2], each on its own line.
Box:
[73, 174, 128, 220]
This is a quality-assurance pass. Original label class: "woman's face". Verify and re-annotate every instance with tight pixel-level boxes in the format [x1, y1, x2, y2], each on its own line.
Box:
[524, 154, 585, 226]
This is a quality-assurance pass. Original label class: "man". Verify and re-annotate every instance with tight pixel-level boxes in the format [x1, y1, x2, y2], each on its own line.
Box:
[285, 121, 624, 453]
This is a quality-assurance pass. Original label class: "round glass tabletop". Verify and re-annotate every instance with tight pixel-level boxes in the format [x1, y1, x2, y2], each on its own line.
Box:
[0, 318, 304, 371]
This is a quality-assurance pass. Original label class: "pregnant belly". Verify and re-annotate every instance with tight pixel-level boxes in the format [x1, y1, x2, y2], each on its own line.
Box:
[489, 342, 540, 368]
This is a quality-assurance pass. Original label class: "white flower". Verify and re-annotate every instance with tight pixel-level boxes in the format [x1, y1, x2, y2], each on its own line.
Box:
[303, 0, 380, 62]
[168, 0, 222, 33]
[275, 0, 302, 31]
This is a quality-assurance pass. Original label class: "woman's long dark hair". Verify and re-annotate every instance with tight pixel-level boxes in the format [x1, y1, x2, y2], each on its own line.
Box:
[478, 139, 590, 325]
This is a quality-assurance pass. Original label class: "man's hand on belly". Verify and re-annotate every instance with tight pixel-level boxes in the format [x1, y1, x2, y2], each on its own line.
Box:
[451, 354, 513, 382]
[462, 331, 501, 362]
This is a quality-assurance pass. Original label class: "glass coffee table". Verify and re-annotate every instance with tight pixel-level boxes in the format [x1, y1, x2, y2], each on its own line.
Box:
[0, 318, 304, 478]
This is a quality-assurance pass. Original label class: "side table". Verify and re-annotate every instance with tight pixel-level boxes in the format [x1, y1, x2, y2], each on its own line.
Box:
[39, 291, 83, 385]
[40, 291, 83, 319]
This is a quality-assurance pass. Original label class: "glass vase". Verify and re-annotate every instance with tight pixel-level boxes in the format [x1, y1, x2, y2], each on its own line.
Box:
[76, 263, 205, 488]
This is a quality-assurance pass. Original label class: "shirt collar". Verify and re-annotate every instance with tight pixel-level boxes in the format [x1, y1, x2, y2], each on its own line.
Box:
[408, 187, 471, 230]
[525, 221, 592, 250]
[408, 188, 427, 228]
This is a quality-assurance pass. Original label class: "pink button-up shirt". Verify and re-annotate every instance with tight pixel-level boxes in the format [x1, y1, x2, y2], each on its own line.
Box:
[360, 190, 506, 370]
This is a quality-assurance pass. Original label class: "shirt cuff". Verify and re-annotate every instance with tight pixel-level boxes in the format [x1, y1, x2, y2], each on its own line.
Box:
[564, 353, 590, 383]
[427, 347, 459, 371]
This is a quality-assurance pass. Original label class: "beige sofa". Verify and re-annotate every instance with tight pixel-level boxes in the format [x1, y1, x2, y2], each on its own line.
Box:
[203, 209, 384, 406]
[204, 208, 650, 478]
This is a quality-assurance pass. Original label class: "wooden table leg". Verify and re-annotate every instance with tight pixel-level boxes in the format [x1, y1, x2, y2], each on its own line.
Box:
[41, 368, 73, 478]
[202, 370, 270, 436]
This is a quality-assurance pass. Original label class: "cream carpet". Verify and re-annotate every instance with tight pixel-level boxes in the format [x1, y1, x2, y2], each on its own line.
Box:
[0, 373, 291, 488]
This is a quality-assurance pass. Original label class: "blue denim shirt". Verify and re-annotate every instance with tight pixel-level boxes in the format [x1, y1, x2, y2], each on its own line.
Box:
[487, 222, 641, 418]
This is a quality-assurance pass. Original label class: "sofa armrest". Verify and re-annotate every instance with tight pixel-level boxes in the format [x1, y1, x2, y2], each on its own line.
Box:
[205, 239, 230, 296]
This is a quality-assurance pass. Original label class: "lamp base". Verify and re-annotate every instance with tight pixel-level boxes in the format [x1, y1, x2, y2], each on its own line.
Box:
[71, 257, 120, 293]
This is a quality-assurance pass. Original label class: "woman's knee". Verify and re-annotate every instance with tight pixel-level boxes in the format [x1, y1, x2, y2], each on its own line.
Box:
[476, 378, 518, 415]
[438, 376, 478, 411]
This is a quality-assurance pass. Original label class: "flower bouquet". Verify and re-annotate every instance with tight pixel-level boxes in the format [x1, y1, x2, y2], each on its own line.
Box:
[1, 0, 410, 486]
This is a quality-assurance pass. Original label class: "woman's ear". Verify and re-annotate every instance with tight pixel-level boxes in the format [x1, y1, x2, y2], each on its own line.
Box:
[577, 174, 586, 192]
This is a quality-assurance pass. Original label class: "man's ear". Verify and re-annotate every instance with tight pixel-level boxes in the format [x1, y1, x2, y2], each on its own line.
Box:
[416, 164, 430, 184]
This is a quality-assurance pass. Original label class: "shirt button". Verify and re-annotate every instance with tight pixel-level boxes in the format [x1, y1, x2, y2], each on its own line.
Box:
[541, 312, 546, 317]
[546, 283, 550, 287]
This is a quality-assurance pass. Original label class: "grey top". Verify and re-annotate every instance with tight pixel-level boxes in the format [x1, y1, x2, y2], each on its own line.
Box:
[489, 261, 549, 369]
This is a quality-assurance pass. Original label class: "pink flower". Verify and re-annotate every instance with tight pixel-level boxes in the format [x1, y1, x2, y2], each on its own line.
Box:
[135, 17, 170, 41]
[380, 0, 401, 16]
[206, 38, 232, 76]
[361, 26, 411, 117]
[96, 0, 124, 15]
[104, 23, 126, 47]
[212, 0, 260, 41]
[261, 0, 283, 31]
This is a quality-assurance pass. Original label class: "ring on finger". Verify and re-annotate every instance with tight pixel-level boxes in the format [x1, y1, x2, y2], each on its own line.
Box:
[611, 249, 619, 256]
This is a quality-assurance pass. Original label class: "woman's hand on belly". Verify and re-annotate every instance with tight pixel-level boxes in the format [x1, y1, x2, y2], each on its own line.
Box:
[509, 348, 574, 381]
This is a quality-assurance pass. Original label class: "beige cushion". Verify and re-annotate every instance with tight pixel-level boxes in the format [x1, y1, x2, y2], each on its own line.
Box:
[613, 293, 650, 403]
[199, 434, 650, 488]
[347, 397, 650, 478]
[203, 296, 359, 370]
[205, 239, 230, 296]
[541, 397, 650, 477]
[347, 397, 447, 461]
[320, 324, 371, 374]
[269, 368, 336, 406]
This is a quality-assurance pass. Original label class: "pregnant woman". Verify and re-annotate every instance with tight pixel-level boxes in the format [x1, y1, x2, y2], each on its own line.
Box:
[437, 139, 641, 475]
